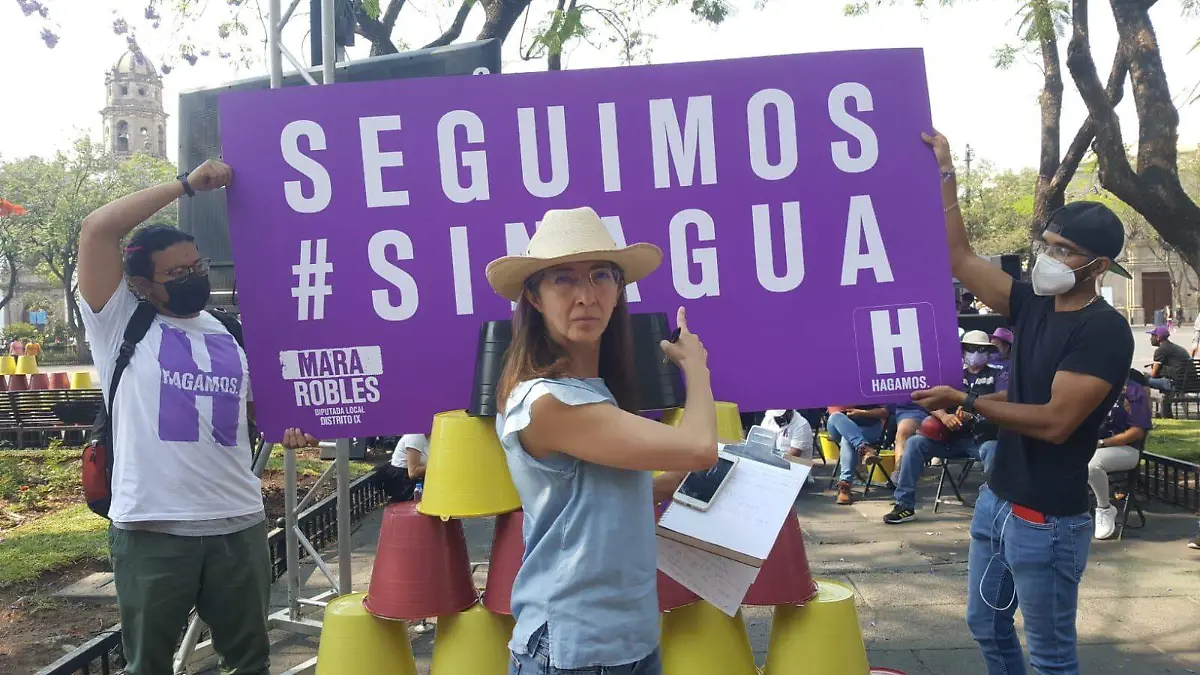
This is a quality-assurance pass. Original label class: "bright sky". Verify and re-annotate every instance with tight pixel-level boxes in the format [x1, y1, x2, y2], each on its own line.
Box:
[1, 0, 1197, 172]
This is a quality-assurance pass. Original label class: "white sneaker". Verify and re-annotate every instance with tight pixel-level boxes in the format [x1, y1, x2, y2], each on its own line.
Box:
[1094, 505, 1118, 540]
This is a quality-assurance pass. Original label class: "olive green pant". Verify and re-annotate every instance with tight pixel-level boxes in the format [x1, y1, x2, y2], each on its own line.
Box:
[108, 521, 272, 675]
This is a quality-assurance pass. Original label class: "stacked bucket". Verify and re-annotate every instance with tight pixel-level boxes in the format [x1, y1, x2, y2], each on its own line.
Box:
[0, 354, 93, 391]
[315, 409, 524, 675]
[659, 402, 873, 675]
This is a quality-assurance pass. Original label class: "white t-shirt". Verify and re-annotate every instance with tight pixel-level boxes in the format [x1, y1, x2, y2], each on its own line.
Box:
[776, 412, 813, 455]
[390, 434, 430, 469]
[80, 282, 263, 524]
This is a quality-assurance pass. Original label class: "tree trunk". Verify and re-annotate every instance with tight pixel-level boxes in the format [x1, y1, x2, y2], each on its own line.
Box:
[0, 257, 18, 311]
[1065, 0, 1200, 276]
[423, 0, 478, 49]
[477, 0, 533, 42]
[1031, 11, 1065, 239]
[356, 0, 406, 56]
[547, 0, 570, 71]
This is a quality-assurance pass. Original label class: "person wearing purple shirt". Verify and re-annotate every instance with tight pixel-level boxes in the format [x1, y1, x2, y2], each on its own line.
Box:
[1089, 373, 1151, 540]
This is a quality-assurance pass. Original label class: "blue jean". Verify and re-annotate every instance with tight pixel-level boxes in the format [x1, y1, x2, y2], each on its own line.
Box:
[826, 412, 883, 482]
[509, 627, 662, 675]
[893, 435, 996, 509]
[1147, 376, 1174, 392]
[967, 485, 1092, 675]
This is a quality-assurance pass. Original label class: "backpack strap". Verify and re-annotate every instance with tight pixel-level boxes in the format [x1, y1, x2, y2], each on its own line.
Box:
[108, 302, 158, 411]
[206, 308, 244, 348]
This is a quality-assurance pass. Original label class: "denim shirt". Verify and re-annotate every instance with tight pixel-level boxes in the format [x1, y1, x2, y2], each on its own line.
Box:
[497, 377, 659, 670]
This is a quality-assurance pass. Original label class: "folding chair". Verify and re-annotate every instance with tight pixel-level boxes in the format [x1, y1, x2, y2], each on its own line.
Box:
[1105, 446, 1147, 541]
[933, 457, 977, 513]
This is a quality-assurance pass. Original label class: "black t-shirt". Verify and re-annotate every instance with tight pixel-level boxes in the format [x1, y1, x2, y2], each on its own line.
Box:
[1153, 340, 1193, 383]
[989, 282, 1134, 516]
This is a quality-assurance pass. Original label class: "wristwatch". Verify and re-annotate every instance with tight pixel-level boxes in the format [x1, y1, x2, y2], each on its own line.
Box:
[177, 172, 195, 198]
[963, 392, 978, 414]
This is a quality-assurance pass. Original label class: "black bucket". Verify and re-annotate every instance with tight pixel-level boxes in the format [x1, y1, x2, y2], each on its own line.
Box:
[630, 312, 685, 411]
[468, 319, 513, 417]
[467, 312, 684, 415]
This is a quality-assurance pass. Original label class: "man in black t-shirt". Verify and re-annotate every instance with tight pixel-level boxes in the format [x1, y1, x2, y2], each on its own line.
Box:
[1146, 326, 1193, 391]
[914, 131, 1133, 675]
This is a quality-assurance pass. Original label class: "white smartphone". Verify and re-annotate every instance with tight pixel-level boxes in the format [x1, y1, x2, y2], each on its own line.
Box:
[672, 453, 739, 511]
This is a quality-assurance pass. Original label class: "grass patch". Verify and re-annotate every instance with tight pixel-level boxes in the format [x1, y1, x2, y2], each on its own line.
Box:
[264, 445, 374, 478]
[0, 504, 107, 587]
[1146, 419, 1200, 464]
[0, 448, 84, 513]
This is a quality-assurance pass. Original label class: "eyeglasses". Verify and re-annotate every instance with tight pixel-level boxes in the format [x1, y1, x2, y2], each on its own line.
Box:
[530, 266, 622, 294]
[1031, 239, 1090, 262]
[963, 345, 992, 354]
[159, 258, 211, 282]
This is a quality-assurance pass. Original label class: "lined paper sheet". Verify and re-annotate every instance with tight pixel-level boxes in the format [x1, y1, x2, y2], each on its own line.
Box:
[657, 535, 760, 616]
[659, 460, 810, 561]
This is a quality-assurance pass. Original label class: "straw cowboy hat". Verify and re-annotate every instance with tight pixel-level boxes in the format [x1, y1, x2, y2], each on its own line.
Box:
[961, 330, 995, 348]
[485, 206, 663, 301]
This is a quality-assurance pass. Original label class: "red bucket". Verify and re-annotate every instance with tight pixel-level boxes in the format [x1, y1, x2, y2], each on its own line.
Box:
[742, 512, 818, 606]
[29, 374, 50, 390]
[482, 510, 524, 616]
[363, 501, 477, 621]
[8, 375, 28, 391]
[50, 372, 70, 389]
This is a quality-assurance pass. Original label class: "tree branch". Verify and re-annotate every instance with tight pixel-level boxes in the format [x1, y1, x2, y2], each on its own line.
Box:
[1048, 49, 1129, 203]
[356, 0, 406, 55]
[423, 0, 478, 49]
[477, 0, 533, 42]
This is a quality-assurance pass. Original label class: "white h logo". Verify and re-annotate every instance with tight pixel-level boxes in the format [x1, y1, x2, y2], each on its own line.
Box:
[870, 308, 923, 375]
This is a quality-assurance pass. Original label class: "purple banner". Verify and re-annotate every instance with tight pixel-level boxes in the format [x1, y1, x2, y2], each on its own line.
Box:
[219, 48, 961, 440]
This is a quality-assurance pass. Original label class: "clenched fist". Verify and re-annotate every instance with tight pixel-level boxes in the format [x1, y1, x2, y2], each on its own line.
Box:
[187, 159, 233, 192]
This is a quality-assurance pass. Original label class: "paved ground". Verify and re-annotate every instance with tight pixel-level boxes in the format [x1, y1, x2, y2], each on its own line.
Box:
[174, 459, 1200, 675]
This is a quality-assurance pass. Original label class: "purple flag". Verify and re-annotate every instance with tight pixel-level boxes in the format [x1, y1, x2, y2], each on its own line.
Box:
[219, 48, 961, 440]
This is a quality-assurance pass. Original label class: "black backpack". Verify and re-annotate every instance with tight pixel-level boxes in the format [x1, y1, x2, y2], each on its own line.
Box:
[82, 303, 245, 519]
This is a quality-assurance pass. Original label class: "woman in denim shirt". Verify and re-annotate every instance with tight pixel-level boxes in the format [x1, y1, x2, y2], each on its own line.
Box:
[485, 207, 719, 675]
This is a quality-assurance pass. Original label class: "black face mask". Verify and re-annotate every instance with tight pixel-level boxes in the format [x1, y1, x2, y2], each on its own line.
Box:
[161, 274, 211, 315]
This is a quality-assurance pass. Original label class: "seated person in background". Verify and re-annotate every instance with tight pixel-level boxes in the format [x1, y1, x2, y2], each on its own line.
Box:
[1090, 370, 1151, 540]
[826, 404, 888, 506]
[1146, 326, 1193, 392]
[883, 330, 1005, 525]
[768, 409, 813, 458]
[989, 327, 1014, 372]
[381, 433, 429, 502]
[958, 292, 979, 315]
[887, 403, 929, 470]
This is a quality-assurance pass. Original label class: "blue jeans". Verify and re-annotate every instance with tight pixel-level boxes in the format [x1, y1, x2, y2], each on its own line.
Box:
[967, 485, 1092, 675]
[509, 627, 662, 675]
[826, 412, 883, 482]
[893, 435, 996, 510]
[1147, 376, 1174, 392]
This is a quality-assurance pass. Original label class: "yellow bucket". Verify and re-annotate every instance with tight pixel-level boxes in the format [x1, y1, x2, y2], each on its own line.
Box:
[763, 578, 869, 675]
[315, 593, 417, 675]
[660, 401, 744, 444]
[430, 602, 515, 675]
[15, 355, 38, 376]
[417, 410, 522, 519]
[661, 601, 757, 675]
[69, 371, 95, 389]
[0, 356, 14, 376]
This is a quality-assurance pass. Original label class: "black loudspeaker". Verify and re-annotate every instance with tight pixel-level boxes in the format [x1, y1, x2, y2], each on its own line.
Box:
[466, 312, 685, 416]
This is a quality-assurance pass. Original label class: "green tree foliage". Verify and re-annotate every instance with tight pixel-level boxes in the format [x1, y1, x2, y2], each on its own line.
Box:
[955, 158, 1039, 256]
[0, 139, 176, 360]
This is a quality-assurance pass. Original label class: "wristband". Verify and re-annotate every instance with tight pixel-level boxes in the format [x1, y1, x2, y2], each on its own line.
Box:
[177, 173, 195, 198]
[962, 392, 978, 415]
[940, 169, 957, 183]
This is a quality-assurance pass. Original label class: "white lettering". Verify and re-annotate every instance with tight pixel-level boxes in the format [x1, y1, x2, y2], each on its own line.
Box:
[280, 120, 332, 214]
[449, 226, 474, 316]
[517, 106, 570, 198]
[437, 110, 490, 203]
[841, 195, 894, 285]
[359, 115, 409, 208]
[669, 209, 720, 299]
[650, 96, 718, 189]
[747, 89, 798, 181]
[829, 82, 879, 174]
[598, 102, 622, 193]
[368, 230, 419, 321]
[751, 202, 805, 293]
[871, 308, 923, 375]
